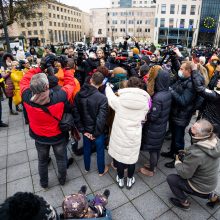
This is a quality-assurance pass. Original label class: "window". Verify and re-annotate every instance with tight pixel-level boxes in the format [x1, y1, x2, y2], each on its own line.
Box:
[98, 29, 102, 34]
[21, 23, 25, 27]
[34, 30, 38, 35]
[189, 19, 194, 28]
[180, 19, 185, 28]
[28, 31, 32, 35]
[161, 4, 166, 14]
[190, 5, 196, 15]
[57, 15, 60, 19]
[170, 4, 175, 14]
[48, 4, 51, 9]
[61, 8, 63, 12]
[49, 21, 52, 26]
[181, 5, 187, 14]
[169, 18, 174, 28]
[57, 7, 59, 11]
[54, 22, 56, 26]
[27, 22, 31, 27]
[40, 30, 44, 35]
[53, 5, 55, 10]
[33, 22, 37, 26]
[160, 18, 165, 27]
[39, 21, 43, 26]
[21, 31, 26, 36]
[53, 14, 56, 18]
[58, 23, 60, 27]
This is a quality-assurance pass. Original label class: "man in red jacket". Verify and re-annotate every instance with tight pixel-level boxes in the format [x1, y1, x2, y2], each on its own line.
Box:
[20, 64, 75, 189]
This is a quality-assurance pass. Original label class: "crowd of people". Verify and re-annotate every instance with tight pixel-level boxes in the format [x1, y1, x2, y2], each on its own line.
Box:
[0, 37, 220, 218]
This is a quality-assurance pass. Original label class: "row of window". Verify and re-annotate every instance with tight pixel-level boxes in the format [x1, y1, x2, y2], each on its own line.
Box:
[22, 30, 44, 36]
[21, 22, 43, 28]
[49, 21, 81, 29]
[20, 13, 42, 20]
[109, 11, 154, 16]
[48, 4, 81, 16]
[106, 28, 151, 33]
[111, 19, 151, 25]
[112, 0, 154, 5]
[49, 30, 82, 43]
[159, 18, 196, 29]
[48, 13, 81, 22]
[160, 4, 198, 15]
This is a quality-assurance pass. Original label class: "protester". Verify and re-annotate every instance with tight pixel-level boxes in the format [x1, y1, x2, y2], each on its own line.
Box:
[167, 119, 220, 210]
[161, 62, 197, 168]
[20, 59, 75, 188]
[73, 72, 109, 176]
[106, 77, 151, 189]
[140, 69, 171, 176]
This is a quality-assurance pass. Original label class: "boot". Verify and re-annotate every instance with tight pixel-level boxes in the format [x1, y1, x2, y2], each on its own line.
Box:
[116, 175, 124, 188]
[126, 177, 135, 189]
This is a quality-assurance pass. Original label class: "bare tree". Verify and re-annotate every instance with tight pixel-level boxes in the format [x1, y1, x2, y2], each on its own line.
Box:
[0, 0, 48, 29]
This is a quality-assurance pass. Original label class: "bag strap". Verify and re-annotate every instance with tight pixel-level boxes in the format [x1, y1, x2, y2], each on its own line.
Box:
[32, 102, 61, 122]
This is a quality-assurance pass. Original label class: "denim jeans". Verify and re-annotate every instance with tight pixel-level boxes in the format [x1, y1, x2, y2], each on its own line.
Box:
[170, 122, 186, 154]
[35, 140, 67, 187]
[83, 134, 105, 174]
[167, 174, 210, 202]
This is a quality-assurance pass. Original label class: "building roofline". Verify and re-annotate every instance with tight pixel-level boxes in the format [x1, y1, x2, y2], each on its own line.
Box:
[48, 0, 82, 12]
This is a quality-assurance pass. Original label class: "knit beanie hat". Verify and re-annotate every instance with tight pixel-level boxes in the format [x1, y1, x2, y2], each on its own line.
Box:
[133, 48, 140, 55]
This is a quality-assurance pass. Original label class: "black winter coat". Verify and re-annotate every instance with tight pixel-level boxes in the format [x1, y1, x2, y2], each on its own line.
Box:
[73, 84, 108, 137]
[192, 71, 220, 138]
[141, 70, 172, 151]
[170, 76, 197, 127]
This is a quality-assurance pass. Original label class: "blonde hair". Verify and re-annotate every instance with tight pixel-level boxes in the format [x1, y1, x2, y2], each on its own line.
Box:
[147, 65, 162, 96]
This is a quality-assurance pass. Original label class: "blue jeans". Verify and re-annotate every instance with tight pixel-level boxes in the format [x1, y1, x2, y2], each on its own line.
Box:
[170, 122, 186, 154]
[83, 134, 105, 174]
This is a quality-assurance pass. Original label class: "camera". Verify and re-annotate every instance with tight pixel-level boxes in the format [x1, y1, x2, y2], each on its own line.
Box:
[176, 150, 186, 162]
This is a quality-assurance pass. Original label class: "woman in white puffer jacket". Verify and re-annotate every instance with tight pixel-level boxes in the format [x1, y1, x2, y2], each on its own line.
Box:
[106, 77, 151, 189]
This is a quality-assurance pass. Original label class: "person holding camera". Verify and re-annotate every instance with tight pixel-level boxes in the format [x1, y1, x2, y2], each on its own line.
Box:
[20, 57, 75, 189]
[167, 119, 220, 211]
[161, 61, 197, 168]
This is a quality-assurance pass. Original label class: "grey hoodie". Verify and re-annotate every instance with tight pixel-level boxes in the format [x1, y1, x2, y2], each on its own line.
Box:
[175, 137, 220, 193]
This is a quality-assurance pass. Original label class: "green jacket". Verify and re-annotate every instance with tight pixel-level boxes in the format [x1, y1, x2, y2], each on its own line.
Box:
[175, 137, 220, 193]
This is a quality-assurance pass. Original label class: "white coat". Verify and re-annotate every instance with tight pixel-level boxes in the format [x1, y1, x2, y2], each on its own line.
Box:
[106, 85, 151, 164]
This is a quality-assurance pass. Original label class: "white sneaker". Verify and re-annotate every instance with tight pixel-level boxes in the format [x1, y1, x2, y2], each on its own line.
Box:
[116, 175, 124, 188]
[126, 177, 135, 189]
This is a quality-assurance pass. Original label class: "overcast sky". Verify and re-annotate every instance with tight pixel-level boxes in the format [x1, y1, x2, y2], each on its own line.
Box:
[60, 0, 110, 12]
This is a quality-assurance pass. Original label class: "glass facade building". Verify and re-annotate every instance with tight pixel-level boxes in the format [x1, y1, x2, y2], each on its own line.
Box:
[119, 0, 132, 8]
[198, 0, 220, 45]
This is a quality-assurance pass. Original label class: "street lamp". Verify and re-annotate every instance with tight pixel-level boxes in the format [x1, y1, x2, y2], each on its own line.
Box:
[111, 26, 114, 42]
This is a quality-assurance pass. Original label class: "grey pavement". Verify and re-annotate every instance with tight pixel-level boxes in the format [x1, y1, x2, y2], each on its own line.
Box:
[0, 99, 219, 220]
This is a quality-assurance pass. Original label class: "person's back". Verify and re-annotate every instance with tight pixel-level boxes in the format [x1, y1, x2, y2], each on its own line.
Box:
[73, 72, 109, 176]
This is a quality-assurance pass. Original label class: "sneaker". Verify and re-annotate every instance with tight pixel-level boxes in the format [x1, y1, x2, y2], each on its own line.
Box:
[207, 193, 220, 209]
[169, 198, 190, 211]
[0, 122, 8, 127]
[126, 177, 135, 189]
[40, 183, 49, 191]
[161, 151, 174, 159]
[116, 175, 124, 188]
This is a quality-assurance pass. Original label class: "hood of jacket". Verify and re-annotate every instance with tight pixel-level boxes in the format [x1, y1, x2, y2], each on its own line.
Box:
[87, 58, 99, 69]
[78, 83, 98, 98]
[196, 137, 220, 159]
[118, 87, 150, 110]
[155, 69, 170, 92]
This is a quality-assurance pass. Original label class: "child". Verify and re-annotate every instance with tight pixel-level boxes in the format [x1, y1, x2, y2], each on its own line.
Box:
[73, 72, 109, 176]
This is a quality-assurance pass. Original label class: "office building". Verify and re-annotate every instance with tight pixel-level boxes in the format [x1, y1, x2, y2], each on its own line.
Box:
[154, 0, 202, 47]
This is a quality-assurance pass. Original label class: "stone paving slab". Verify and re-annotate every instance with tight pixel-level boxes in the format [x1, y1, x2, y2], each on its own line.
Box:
[0, 100, 219, 219]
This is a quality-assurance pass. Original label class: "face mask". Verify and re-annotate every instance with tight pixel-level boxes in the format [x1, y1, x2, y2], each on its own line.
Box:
[178, 70, 184, 78]
[109, 57, 115, 63]
[212, 60, 218, 65]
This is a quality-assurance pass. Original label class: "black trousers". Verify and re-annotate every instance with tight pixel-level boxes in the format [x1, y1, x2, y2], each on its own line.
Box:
[167, 174, 210, 202]
[113, 159, 135, 179]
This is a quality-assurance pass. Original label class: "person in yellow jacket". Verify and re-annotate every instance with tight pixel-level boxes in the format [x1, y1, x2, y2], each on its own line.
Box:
[10, 61, 24, 112]
[206, 55, 220, 79]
